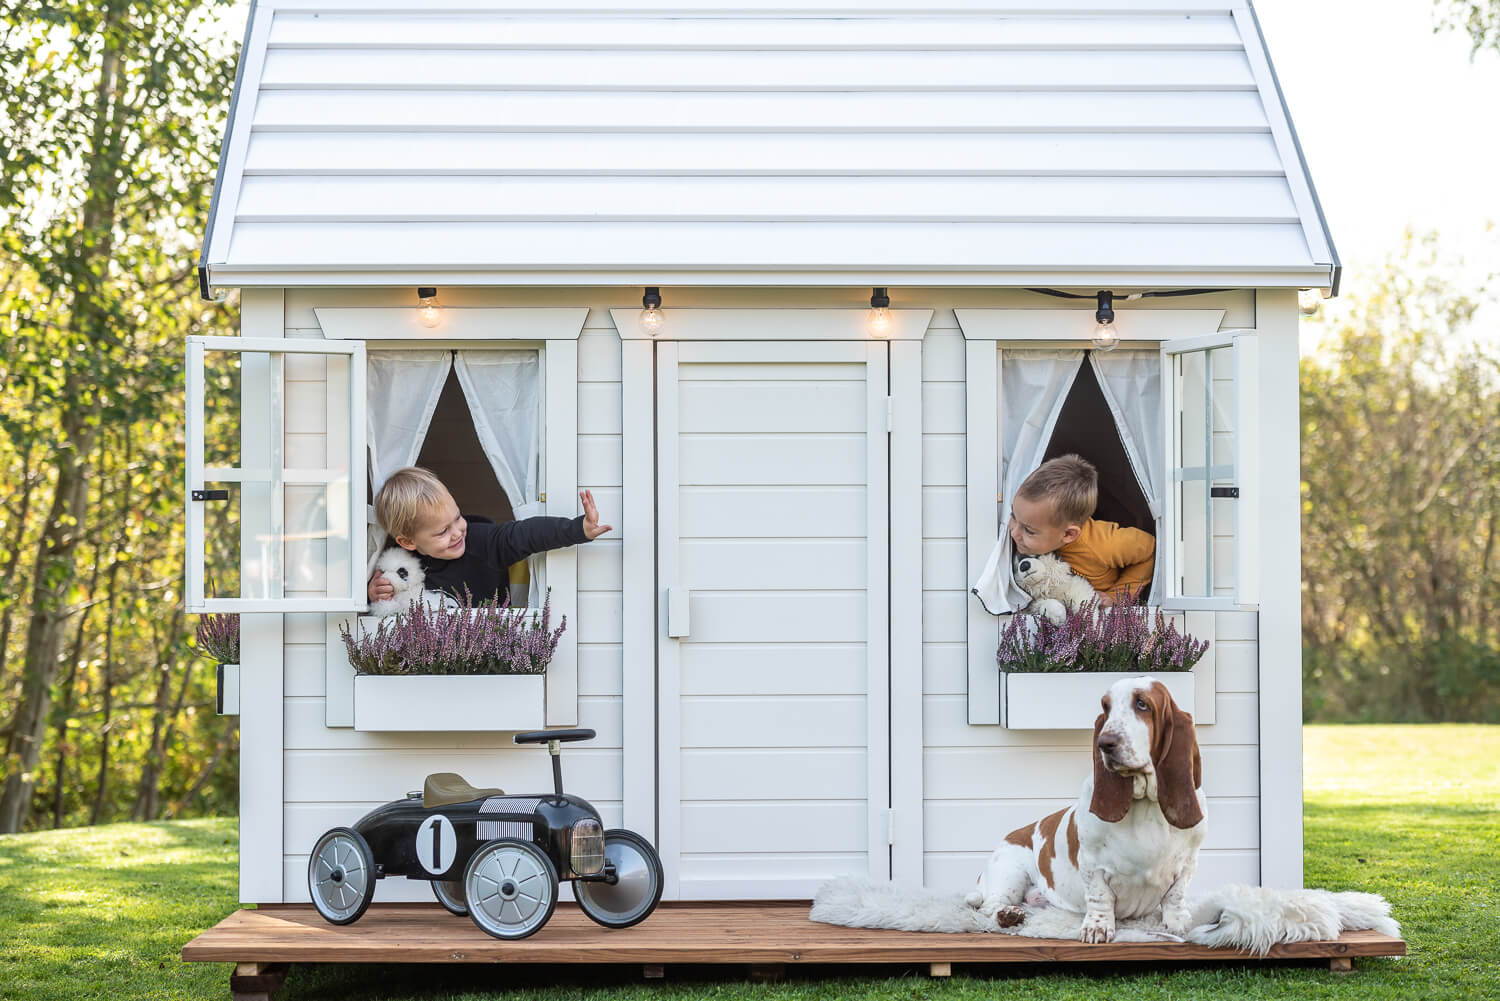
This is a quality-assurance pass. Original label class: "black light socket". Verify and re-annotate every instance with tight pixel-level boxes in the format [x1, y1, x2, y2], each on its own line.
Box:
[870, 287, 891, 310]
[417, 286, 437, 300]
[1095, 290, 1115, 325]
[642, 287, 662, 309]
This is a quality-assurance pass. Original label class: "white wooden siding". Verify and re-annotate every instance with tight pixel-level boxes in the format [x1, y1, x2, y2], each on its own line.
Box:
[920, 293, 1264, 894]
[255, 287, 1277, 903]
[204, 2, 1336, 290]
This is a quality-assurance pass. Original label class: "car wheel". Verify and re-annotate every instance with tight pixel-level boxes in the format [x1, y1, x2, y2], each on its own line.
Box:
[432, 879, 468, 916]
[574, 829, 664, 929]
[463, 838, 557, 940]
[308, 827, 376, 925]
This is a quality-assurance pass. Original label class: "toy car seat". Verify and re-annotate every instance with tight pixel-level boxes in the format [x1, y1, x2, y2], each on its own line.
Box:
[422, 772, 504, 809]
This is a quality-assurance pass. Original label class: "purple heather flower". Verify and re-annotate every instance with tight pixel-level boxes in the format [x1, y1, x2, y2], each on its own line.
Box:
[341, 589, 567, 676]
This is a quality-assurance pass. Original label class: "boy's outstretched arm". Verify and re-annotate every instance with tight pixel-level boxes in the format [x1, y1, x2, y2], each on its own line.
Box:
[487, 489, 612, 567]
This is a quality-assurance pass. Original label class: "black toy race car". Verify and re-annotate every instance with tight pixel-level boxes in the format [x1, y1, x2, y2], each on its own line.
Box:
[307, 728, 663, 939]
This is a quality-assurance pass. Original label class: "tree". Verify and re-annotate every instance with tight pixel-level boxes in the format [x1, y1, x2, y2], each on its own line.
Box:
[1301, 228, 1500, 722]
[0, 1, 238, 832]
[1435, 1, 1500, 54]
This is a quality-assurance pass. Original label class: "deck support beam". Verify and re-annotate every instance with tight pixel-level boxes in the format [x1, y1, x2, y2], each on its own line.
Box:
[929, 962, 953, 977]
[230, 962, 289, 1001]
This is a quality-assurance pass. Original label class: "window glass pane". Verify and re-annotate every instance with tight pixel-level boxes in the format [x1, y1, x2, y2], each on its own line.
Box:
[1208, 346, 1236, 597]
[195, 345, 356, 606]
[202, 481, 241, 601]
[203, 352, 242, 469]
[1171, 346, 1236, 599]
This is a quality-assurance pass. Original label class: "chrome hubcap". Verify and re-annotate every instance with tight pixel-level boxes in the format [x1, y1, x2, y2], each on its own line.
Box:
[468, 845, 551, 935]
[311, 835, 369, 920]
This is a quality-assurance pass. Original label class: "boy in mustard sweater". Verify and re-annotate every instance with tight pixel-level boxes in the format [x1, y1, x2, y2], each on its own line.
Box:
[1008, 454, 1154, 606]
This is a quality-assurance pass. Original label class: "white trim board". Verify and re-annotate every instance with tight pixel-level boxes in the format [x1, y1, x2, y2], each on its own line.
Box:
[955, 309, 1227, 341]
[609, 308, 933, 341]
[313, 307, 588, 340]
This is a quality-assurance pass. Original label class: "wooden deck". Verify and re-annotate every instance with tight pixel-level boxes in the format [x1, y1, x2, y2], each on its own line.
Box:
[183, 902, 1406, 997]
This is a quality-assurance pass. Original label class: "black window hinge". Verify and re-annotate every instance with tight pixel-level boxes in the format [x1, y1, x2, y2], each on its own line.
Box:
[191, 489, 230, 502]
[1210, 486, 1240, 499]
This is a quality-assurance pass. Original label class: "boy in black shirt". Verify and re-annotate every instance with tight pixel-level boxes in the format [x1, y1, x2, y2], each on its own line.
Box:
[368, 466, 610, 608]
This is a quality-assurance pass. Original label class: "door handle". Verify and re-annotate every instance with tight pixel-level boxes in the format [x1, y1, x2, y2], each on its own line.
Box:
[667, 587, 690, 638]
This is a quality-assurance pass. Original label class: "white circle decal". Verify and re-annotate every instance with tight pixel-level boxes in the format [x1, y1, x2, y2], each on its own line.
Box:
[416, 814, 457, 875]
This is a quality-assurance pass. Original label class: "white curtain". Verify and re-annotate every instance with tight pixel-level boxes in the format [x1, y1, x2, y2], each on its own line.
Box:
[365, 350, 452, 574]
[1089, 350, 1166, 603]
[971, 350, 1085, 614]
[454, 350, 544, 607]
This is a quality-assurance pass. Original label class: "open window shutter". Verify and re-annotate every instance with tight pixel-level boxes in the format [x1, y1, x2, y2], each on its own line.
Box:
[186, 336, 367, 613]
[1159, 331, 1257, 608]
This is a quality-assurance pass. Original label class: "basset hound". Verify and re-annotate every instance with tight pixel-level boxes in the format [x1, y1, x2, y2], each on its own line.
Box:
[965, 676, 1206, 943]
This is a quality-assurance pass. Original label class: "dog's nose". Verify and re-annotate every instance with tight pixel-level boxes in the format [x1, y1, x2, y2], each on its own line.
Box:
[1097, 733, 1120, 756]
[1018, 559, 1033, 573]
[396, 568, 409, 580]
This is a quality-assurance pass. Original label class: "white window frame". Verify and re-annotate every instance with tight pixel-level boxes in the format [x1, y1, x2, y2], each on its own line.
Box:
[1159, 329, 1259, 611]
[315, 319, 584, 730]
[358, 340, 551, 602]
[186, 335, 367, 613]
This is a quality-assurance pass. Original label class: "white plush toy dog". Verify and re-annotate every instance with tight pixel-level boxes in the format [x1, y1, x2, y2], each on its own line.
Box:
[368, 546, 460, 617]
[1014, 552, 1098, 624]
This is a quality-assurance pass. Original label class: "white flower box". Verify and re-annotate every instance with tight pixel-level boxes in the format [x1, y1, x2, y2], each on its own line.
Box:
[999, 671, 1196, 730]
[353, 673, 546, 732]
[215, 664, 239, 716]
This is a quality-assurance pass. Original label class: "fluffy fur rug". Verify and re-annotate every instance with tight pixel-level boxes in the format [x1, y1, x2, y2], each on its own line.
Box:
[809, 876, 1399, 955]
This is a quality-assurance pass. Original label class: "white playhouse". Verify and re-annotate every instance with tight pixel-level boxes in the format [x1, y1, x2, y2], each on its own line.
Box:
[192, 0, 1334, 906]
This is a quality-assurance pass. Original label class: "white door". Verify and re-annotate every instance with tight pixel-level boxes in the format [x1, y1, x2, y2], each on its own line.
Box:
[655, 340, 891, 899]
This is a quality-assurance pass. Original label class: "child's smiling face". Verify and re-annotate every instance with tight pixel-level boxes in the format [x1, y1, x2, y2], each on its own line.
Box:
[1009, 493, 1082, 556]
[396, 491, 467, 560]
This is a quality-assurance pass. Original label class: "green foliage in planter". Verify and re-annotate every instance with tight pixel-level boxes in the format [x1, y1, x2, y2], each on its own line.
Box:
[341, 590, 565, 676]
[998, 601, 1208, 674]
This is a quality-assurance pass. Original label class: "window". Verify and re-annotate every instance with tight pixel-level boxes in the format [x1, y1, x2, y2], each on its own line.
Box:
[1161, 331, 1256, 606]
[185, 336, 367, 613]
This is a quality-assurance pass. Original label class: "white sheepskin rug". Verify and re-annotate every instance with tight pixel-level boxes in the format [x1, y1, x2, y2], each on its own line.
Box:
[809, 876, 1399, 955]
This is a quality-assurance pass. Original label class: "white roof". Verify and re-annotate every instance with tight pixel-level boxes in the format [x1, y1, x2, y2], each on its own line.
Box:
[200, 0, 1339, 293]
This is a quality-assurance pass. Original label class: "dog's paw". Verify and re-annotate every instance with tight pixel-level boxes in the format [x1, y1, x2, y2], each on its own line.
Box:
[995, 906, 1028, 929]
[1163, 907, 1191, 938]
[1080, 912, 1115, 944]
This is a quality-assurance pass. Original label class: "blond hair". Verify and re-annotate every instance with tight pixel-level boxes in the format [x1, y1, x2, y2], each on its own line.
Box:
[1016, 454, 1097, 527]
[374, 467, 452, 541]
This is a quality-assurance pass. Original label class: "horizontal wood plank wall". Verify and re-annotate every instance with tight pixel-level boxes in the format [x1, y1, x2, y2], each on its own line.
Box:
[920, 293, 1264, 894]
[264, 287, 1267, 903]
[278, 289, 623, 903]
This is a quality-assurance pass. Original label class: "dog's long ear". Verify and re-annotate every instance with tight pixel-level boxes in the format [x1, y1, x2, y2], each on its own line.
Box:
[1088, 710, 1132, 823]
[1153, 691, 1204, 830]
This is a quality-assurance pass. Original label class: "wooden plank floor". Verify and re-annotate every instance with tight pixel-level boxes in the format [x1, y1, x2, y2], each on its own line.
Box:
[183, 902, 1406, 967]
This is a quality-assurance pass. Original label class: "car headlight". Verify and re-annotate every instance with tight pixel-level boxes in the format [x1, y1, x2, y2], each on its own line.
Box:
[569, 818, 604, 877]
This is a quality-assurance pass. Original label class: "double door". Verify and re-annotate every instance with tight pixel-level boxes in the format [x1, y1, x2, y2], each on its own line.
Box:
[654, 340, 891, 899]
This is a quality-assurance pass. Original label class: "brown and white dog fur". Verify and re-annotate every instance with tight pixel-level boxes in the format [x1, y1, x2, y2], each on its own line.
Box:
[964, 677, 1206, 943]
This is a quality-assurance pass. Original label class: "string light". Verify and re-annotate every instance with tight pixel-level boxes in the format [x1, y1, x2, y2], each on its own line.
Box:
[417, 287, 442, 328]
[1023, 287, 1240, 350]
[867, 287, 892, 337]
[640, 287, 664, 337]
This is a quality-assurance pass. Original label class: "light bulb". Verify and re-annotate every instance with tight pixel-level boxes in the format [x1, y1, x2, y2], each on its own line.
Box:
[1298, 288, 1322, 316]
[417, 288, 441, 328]
[640, 305, 664, 336]
[1091, 319, 1120, 351]
[866, 305, 892, 337]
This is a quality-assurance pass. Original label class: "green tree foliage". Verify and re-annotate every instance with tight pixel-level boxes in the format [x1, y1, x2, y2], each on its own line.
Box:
[0, 1, 241, 831]
[1301, 230, 1500, 722]
[1435, 0, 1500, 55]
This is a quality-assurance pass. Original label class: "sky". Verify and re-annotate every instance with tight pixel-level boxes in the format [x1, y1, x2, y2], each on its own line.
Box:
[1253, 0, 1500, 314]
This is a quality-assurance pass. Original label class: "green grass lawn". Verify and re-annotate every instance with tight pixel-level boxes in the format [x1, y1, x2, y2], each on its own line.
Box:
[2, 726, 1497, 1001]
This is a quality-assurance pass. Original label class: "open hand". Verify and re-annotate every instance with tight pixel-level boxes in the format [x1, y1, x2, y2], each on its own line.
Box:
[580, 489, 613, 540]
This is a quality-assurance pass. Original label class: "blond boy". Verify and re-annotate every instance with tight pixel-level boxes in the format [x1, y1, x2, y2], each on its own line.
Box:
[368, 466, 610, 607]
[1008, 454, 1154, 606]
